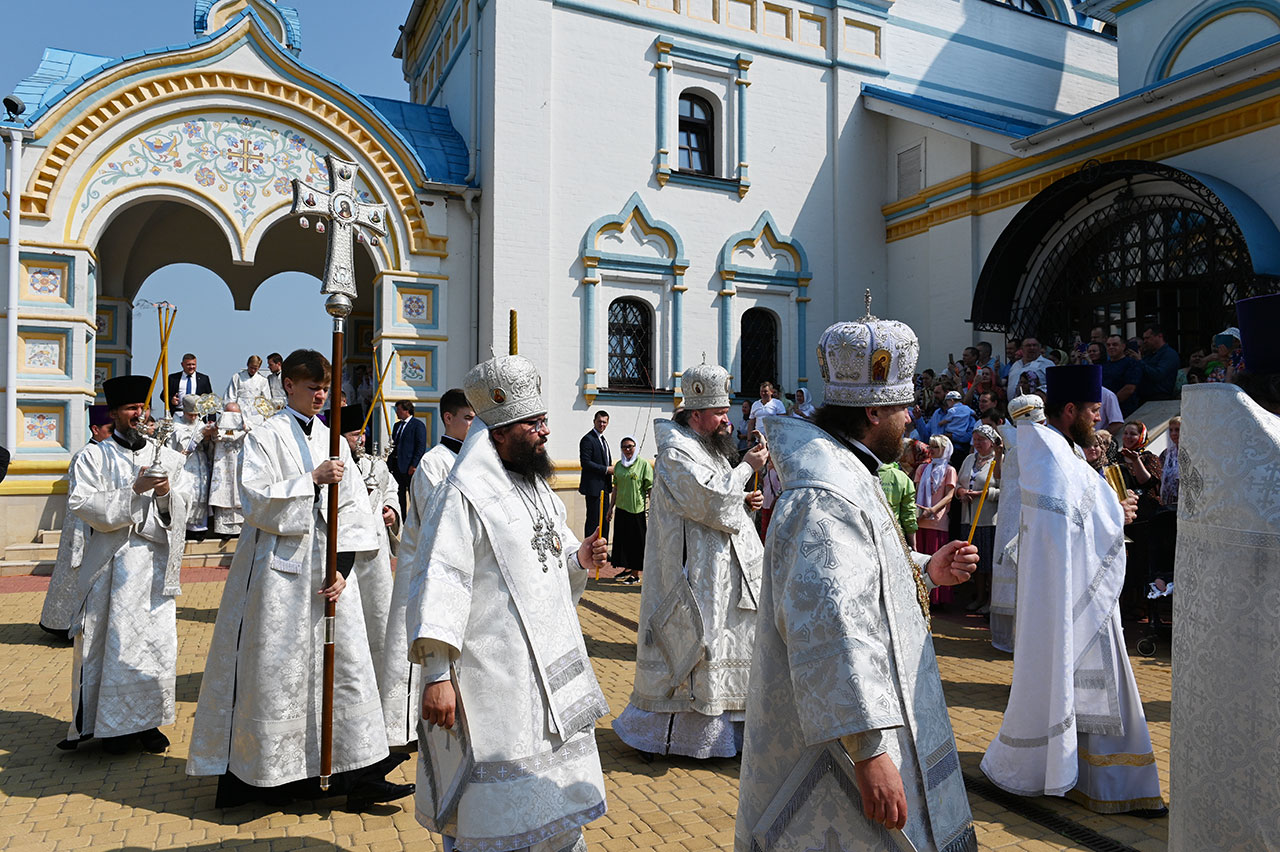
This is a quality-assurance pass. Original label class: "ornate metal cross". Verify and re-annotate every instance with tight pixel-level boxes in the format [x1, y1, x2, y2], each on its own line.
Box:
[291, 155, 388, 299]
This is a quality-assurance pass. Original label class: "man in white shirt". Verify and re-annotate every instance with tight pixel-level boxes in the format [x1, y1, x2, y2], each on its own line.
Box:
[225, 355, 270, 407]
[1099, 386, 1124, 434]
[266, 352, 287, 405]
[1005, 337, 1057, 396]
[747, 380, 786, 434]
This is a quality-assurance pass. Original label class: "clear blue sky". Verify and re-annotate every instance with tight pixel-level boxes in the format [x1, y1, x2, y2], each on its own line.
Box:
[1, 2, 418, 398]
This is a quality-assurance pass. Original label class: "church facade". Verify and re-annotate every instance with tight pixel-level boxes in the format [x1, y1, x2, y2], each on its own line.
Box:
[2, 0, 1279, 545]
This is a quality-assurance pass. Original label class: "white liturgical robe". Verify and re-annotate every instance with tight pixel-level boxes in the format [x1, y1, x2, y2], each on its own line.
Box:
[614, 418, 762, 759]
[66, 436, 192, 740]
[735, 416, 976, 852]
[168, 418, 212, 531]
[351, 452, 398, 701]
[406, 423, 608, 852]
[226, 369, 270, 407]
[981, 422, 1163, 813]
[989, 422, 1023, 653]
[381, 441, 458, 747]
[208, 412, 248, 536]
[186, 410, 386, 786]
[1171, 383, 1280, 850]
[40, 440, 100, 636]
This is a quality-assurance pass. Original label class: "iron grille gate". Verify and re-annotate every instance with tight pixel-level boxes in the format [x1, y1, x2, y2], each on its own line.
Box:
[740, 308, 779, 394]
[608, 298, 653, 389]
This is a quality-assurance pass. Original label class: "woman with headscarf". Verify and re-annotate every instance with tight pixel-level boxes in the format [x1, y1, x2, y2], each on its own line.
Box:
[956, 425, 1001, 614]
[791, 387, 816, 418]
[914, 434, 958, 604]
[610, 435, 654, 585]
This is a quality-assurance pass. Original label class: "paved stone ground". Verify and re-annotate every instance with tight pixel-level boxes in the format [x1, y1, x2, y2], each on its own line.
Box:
[0, 569, 1172, 851]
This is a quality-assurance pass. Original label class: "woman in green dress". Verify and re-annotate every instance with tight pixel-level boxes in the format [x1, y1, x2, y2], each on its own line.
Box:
[610, 435, 653, 585]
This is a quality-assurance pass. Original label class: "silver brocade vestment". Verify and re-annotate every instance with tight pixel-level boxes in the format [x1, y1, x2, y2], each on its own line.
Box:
[406, 424, 608, 852]
[735, 416, 976, 852]
[40, 441, 99, 634]
[186, 411, 386, 786]
[1171, 384, 1280, 850]
[381, 442, 457, 747]
[353, 453, 398, 702]
[67, 437, 192, 740]
[626, 419, 763, 718]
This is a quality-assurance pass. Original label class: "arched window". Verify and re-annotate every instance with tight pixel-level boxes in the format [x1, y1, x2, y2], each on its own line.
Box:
[608, 298, 653, 389]
[678, 93, 715, 175]
[1006, 0, 1050, 16]
[740, 308, 779, 395]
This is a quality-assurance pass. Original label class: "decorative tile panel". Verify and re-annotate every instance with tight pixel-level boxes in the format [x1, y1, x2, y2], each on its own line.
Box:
[393, 283, 440, 329]
[388, 344, 439, 394]
[17, 329, 72, 378]
[19, 257, 71, 306]
[17, 402, 68, 450]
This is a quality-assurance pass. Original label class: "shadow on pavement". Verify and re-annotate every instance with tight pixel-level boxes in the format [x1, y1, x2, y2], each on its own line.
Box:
[0, 620, 75, 648]
[583, 637, 636, 661]
[177, 605, 221, 625]
[176, 670, 204, 703]
[115, 841, 356, 851]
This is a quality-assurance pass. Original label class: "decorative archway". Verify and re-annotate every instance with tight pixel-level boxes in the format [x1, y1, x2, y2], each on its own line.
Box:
[3, 6, 468, 495]
[971, 160, 1280, 356]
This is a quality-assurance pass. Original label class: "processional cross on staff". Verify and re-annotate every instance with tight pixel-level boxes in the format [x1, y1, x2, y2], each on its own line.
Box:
[290, 155, 388, 791]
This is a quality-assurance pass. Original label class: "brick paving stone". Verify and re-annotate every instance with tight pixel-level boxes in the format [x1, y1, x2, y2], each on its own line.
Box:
[0, 575, 1172, 851]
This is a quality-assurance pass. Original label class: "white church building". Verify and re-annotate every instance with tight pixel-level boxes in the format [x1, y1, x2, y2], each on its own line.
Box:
[2, 0, 1278, 549]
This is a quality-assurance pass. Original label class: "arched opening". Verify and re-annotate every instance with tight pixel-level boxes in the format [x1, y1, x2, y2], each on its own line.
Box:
[972, 160, 1280, 358]
[607, 298, 654, 390]
[678, 92, 716, 176]
[740, 307, 779, 395]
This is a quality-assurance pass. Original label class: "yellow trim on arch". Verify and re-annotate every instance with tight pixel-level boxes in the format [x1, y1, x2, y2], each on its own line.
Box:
[596, 208, 679, 259]
[1161, 7, 1280, 80]
[733, 221, 803, 272]
[884, 85, 1280, 243]
[23, 19, 445, 256]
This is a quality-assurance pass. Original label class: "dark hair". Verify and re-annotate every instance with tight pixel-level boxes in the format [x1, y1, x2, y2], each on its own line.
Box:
[1021, 336, 1040, 346]
[396, 400, 416, 415]
[977, 341, 992, 355]
[673, 408, 693, 428]
[282, 349, 331, 383]
[812, 403, 873, 441]
[181, 353, 197, 362]
[963, 346, 979, 358]
[1143, 322, 1165, 338]
[594, 409, 610, 420]
[440, 388, 471, 417]
[267, 352, 283, 364]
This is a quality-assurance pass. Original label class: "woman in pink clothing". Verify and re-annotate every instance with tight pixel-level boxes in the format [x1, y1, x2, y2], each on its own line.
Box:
[914, 434, 958, 604]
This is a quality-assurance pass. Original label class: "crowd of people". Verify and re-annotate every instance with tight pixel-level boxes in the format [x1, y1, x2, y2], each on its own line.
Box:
[28, 289, 1280, 852]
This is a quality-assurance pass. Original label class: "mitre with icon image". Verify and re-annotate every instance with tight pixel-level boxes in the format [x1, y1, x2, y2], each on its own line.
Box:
[816, 289, 920, 407]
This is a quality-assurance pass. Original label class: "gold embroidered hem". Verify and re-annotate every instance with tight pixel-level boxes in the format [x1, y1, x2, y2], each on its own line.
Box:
[1078, 748, 1156, 767]
[1065, 789, 1166, 814]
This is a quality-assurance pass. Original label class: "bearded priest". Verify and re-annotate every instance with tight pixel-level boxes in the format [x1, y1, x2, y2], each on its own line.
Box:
[59, 376, 193, 755]
[735, 311, 980, 852]
[406, 355, 610, 852]
[981, 364, 1166, 816]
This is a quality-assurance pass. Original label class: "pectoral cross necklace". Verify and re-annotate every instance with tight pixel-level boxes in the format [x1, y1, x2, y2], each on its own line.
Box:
[511, 474, 563, 571]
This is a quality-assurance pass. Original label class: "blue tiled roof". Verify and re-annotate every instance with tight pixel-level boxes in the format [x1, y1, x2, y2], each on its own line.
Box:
[861, 84, 1050, 139]
[194, 0, 302, 49]
[11, 48, 115, 122]
[362, 96, 470, 185]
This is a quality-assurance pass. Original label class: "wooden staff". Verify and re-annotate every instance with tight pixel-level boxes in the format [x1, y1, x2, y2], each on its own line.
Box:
[966, 458, 997, 545]
[320, 302, 345, 791]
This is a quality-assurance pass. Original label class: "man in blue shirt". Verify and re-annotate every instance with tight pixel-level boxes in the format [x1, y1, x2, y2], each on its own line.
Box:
[1138, 323, 1180, 401]
[1101, 334, 1143, 417]
[911, 390, 978, 467]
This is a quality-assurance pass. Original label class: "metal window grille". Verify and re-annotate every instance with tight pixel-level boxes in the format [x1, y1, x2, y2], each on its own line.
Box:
[740, 308, 779, 394]
[608, 299, 653, 389]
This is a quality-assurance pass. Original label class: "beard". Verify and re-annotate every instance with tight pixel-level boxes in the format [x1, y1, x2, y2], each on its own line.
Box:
[697, 425, 741, 467]
[501, 430, 554, 480]
[1070, 408, 1097, 447]
[864, 416, 907, 464]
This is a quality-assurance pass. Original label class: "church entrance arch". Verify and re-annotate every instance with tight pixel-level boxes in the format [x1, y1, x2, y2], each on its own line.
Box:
[971, 160, 1280, 355]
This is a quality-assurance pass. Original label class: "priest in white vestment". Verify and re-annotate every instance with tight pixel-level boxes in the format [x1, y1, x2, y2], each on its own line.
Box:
[982, 364, 1166, 816]
[337, 404, 399, 706]
[1171, 292, 1280, 851]
[381, 388, 474, 748]
[736, 311, 980, 852]
[266, 353, 287, 405]
[59, 375, 192, 754]
[187, 349, 413, 811]
[407, 355, 609, 852]
[989, 393, 1046, 653]
[225, 354, 271, 407]
[614, 362, 766, 760]
[208, 403, 248, 537]
[40, 404, 113, 642]
[168, 394, 215, 537]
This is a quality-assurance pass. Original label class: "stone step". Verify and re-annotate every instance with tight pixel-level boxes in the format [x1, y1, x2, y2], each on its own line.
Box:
[4, 543, 60, 562]
[0, 538, 239, 577]
[0, 560, 54, 577]
[37, 529, 61, 545]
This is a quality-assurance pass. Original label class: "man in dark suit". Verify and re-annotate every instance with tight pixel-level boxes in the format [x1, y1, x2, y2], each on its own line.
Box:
[167, 353, 212, 413]
[578, 410, 613, 539]
[387, 400, 427, 517]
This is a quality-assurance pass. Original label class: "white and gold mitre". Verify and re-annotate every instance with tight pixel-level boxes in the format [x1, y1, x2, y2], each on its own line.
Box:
[680, 362, 732, 410]
[816, 291, 919, 406]
[1008, 393, 1046, 423]
[464, 354, 547, 429]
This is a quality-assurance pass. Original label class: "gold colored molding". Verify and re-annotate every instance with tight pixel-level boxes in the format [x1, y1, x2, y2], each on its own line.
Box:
[8, 459, 71, 475]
